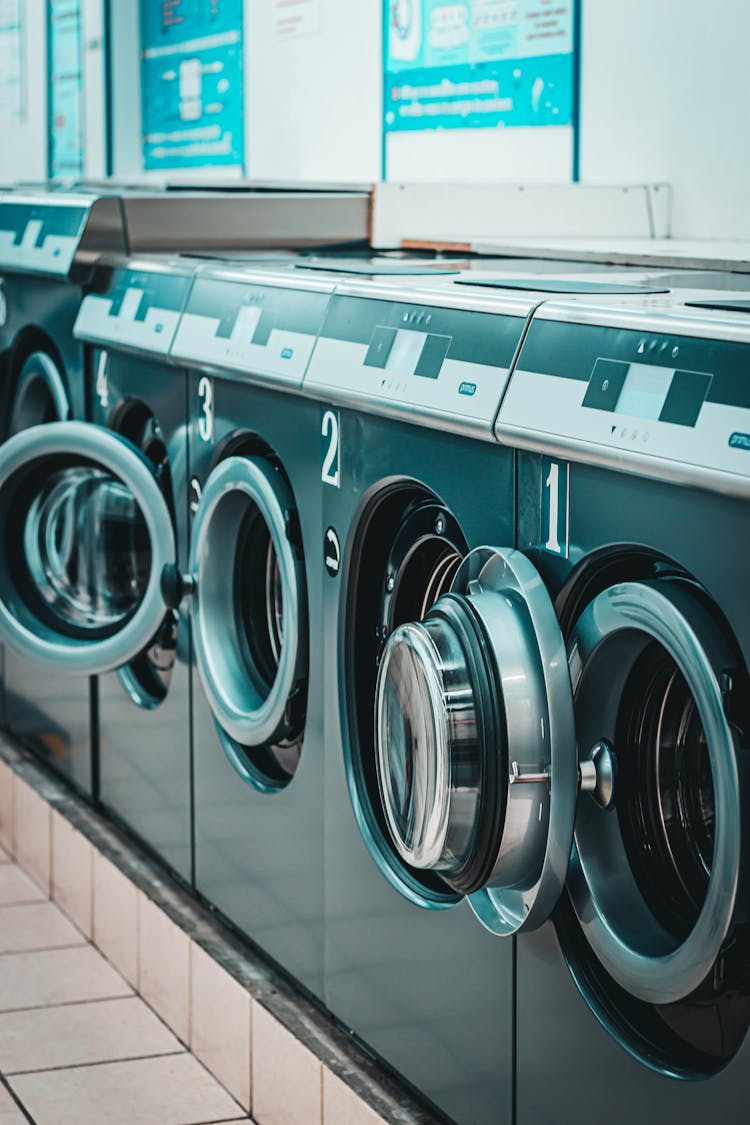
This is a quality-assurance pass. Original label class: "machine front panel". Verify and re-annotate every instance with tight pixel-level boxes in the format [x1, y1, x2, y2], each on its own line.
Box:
[497, 313, 750, 494]
[171, 275, 329, 385]
[0, 197, 89, 276]
[74, 266, 193, 354]
[305, 294, 527, 432]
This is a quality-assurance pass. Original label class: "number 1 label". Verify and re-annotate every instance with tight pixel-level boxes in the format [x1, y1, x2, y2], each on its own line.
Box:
[541, 459, 569, 557]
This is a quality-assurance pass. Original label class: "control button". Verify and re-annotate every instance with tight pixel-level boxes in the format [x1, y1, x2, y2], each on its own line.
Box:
[582, 358, 629, 411]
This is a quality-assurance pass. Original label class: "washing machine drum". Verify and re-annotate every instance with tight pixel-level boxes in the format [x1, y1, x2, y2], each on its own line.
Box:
[189, 455, 308, 778]
[376, 546, 580, 936]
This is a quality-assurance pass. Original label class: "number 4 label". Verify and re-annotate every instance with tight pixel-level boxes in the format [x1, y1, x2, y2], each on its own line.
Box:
[321, 408, 340, 487]
[542, 459, 570, 557]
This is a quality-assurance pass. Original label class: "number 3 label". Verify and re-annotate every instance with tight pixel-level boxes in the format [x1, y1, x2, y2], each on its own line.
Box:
[321, 408, 340, 487]
[197, 376, 214, 443]
[542, 458, 569, 557]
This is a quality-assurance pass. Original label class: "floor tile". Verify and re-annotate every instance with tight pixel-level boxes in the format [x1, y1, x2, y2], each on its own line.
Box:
[52, 811, 93, 938]
[0, 901, 85, 955]
[14, 777, 50, 895]
[139, 895, 190, 1043]
[0, 995, 182, 1074]
[190, 943, 251, 1112]
[0, 1084, 27, 1125]
[323, 1069, 383, 1125]
[92, 851, 138, 987]
[0, 865, 46, 906]
[0, 761, 14, 856]
[10, 1052, 243, 1125]
[0, 945, 131, 1012]
[252, 1001, 322, 1125]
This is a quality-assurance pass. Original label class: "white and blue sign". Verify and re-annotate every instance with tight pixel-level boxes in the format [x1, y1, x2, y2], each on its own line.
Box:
[48, 0, 84, 179]
[384, 0, 576, 134]
[140, 0, 245, 171]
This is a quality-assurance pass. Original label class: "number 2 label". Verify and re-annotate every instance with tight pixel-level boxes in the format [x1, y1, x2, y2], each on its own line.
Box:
[542, 459, 569, 557]
[321, 408, 340, 487]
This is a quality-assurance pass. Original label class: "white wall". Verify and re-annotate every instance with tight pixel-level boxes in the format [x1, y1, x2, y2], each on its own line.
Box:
[245, 0, 381, 182]
[579, 0, 750, 239]
[0, 0, 47, 183]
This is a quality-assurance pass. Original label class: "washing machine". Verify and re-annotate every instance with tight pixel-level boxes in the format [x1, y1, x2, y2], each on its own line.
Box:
[0, 182, 371, 802]
[171, 256, 464, 995]
[69, 254, 195, 879]
[0, 188, 125, 792]
[300, 260, 735, 1121]
[489, 295, 750, 1123]
[301, 273, 553, 1124]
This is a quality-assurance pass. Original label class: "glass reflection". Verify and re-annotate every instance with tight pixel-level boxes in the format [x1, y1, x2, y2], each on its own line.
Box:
[22, 467, 151, 630]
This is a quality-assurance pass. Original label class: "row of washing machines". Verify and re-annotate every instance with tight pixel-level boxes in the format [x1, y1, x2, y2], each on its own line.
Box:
[0, 184, 749, 1125]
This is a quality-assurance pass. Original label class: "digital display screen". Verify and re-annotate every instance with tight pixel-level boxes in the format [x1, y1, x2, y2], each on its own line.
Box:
[615, 363, 674, 420]
[583, 358, 713, 428]
[364, 326, 451, 379]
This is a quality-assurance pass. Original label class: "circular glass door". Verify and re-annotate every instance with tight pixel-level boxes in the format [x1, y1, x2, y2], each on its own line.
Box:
[190, 454, 308, 792]
[0, 421, 176, 673]
[375, 545, 579, 934]
[565, 577, 743, 1005]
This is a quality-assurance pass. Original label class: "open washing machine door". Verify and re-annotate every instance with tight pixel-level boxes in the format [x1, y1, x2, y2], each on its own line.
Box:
[377, 542, 746, 1006]
[7, 352, 71, 435]
[189, 454, 308, 792]
[375, 545, 583, 934]
[0, 420, 176, 674]
[564, 577, 743, 1006]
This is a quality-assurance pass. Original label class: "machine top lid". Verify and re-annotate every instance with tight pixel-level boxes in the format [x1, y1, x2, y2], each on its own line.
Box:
[291, 257, 461, 276]
[454, 276, 670, 295]
[686, 298, 750, 314]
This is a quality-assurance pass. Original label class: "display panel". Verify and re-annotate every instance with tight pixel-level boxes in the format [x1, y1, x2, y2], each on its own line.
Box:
[48, 0, 84, 179]
[383, 0, 578, 180]
[583, 358, 713, 429]
[140, 0, 245, 171]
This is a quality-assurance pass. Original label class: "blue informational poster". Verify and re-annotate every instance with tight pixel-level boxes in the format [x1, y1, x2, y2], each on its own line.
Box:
[140, 0, 245, 171]
[384, 0, 576, 134]
[48, 0, 84, 179]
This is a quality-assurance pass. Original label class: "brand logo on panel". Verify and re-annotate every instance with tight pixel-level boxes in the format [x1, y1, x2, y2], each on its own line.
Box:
[729, 432, 750, 451]
[458, 381, 477, 397]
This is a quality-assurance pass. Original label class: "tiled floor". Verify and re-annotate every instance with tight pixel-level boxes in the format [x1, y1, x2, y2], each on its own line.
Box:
[0, 847, 250, 1125]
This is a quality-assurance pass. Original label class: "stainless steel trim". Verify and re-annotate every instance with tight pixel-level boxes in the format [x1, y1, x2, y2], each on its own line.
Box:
[534, 298, 750, 344]
[331, 277, 539, 319]
[494, 421, 750, 500]
[0, 421, 175, 674]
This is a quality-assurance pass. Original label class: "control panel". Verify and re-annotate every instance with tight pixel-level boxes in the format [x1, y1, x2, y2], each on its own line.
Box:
[170, 271, 332, 386]
[74, 264, 193, 354]
[0, 196, 89, 275]
[304, 290, 533, 435]
[496, 302, 750, 496]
